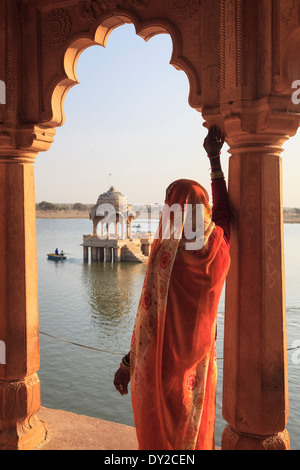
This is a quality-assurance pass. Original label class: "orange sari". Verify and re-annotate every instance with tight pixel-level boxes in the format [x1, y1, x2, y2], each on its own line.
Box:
[130, 179, 230, 450]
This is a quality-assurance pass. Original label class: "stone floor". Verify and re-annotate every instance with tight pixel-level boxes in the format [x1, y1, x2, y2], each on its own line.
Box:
[37, 407, 138, 450]
[36, 407, 221, 450]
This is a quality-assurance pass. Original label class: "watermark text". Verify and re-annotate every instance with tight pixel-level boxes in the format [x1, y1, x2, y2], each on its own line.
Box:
[0, 80, 6, 105]
[95, 203, 205, 251]
[0, 340, 6, 365]
[292, 80, 300, 105]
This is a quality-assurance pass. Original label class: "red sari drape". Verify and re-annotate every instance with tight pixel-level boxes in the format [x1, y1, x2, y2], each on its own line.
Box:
[130, 179, 230, 450]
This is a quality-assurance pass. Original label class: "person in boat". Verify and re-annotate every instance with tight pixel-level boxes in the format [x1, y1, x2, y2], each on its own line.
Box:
[60, 250, 64, 256]
[113, 126, 231, 450]
[55, 248, 59, 255]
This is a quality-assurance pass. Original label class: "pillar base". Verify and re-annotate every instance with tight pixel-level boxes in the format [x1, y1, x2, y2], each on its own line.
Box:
[0, 374, 47, 450]
[222, 425, 290, 451]
[0, 417, 47, 450]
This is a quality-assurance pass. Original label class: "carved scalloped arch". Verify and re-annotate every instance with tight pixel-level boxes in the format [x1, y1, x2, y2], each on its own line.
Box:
[41, 10, 202, 128]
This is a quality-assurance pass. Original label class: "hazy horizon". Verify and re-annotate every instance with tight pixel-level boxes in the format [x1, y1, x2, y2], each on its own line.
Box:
[36, 201, 300, 209]
[35, 24, 300, 207]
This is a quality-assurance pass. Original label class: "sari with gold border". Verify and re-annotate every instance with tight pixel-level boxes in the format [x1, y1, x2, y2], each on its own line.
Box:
[130, 179, 230, 450]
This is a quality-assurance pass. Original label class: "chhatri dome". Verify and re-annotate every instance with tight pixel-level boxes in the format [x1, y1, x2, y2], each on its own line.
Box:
[90, 186, 135, 238]
[92, 186, 131, 216]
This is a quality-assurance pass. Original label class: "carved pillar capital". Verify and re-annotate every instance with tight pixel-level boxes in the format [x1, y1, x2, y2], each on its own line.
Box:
[0, 125, 56, 159]
[203, 99, 300, 157]
[224, 107, 300, 157]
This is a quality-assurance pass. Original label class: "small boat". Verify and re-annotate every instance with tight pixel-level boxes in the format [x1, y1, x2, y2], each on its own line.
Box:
[47, 253, 67, 260]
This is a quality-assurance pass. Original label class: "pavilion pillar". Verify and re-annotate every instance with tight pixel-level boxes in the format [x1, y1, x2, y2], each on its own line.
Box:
[0, 154, 46, 450]
[92, 220, 97, 236]
[105, 247, 112, 262]
[114, 247, 121, 262]
[83, 246, 89, 262]
[221, 115, 299, 450]
[91, 246, 98, 262]
[99, 247, 104, 261]
[127, 221, 132, 240]
[122, 219, 127, 239]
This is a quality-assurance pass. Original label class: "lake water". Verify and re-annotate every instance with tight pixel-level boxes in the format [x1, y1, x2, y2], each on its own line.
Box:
[36, 219, 300, 449]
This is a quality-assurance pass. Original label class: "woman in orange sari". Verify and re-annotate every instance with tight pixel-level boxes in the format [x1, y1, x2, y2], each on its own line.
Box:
[114, 126, 230, 450]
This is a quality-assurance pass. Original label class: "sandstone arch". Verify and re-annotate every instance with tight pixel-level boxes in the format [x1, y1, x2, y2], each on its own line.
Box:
[1, 0, 300, 451]
[43, 12, 202, 128]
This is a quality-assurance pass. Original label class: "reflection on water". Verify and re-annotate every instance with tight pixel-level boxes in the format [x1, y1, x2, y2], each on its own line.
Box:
[37, 218, 147, 427]
[81, 262, 146, 345]
[36, 219, 300, 449]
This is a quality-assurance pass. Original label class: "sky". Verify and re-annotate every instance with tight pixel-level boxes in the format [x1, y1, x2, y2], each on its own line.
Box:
[35, 24, 300, 207]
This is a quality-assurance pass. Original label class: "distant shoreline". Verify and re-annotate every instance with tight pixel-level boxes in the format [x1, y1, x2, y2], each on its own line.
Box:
[283, 218, 300, 224]
[36, 210, 90, 219]
[36, 210, 300, 223]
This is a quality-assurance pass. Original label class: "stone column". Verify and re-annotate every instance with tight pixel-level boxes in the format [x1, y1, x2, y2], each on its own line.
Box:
[105, 247, 112, 262]
[114, 247, 121, 262]
[143, 243, 150, 256]
[127, 221, 132, 240]
[83, 246, 89, 262]
[91, 247, 99, 262]
[221, 115, 299, 450]
[99, 247, 104, 261]
[122, 219, 127, 240]
[92, 220, 97, 236]
[0, 154, 46, 450]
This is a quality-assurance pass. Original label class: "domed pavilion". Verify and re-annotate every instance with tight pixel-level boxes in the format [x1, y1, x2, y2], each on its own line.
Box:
[82, 187, 153, 263]
[90, 186, 135, 239]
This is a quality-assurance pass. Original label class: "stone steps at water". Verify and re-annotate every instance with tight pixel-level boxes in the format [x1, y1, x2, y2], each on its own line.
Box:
[122, 244, 148, 263]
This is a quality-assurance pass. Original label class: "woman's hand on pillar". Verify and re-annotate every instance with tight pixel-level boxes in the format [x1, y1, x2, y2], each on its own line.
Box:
[203, 125, 225, 158]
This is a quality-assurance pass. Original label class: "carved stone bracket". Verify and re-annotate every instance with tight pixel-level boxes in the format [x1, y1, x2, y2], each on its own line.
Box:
[0, 125, 56, 159]
[223, 110, 300, 156]
[203, 96, 300, 157]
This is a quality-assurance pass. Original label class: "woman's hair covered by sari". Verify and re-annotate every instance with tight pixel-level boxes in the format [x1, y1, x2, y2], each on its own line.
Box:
[130, 179, 230, 450]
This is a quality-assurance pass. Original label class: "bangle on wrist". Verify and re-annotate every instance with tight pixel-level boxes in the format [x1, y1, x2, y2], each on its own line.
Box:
[122, 355, 130, 366]
[208, 152, 221, 159]
[211, 170, 224, 180]
[120, 359, 130, 374]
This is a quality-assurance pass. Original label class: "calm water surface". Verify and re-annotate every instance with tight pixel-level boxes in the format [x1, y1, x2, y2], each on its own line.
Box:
[37, 219, 300, 449]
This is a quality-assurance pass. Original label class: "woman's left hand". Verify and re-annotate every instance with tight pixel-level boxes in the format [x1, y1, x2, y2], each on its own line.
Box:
[114, 367, 130, 396]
